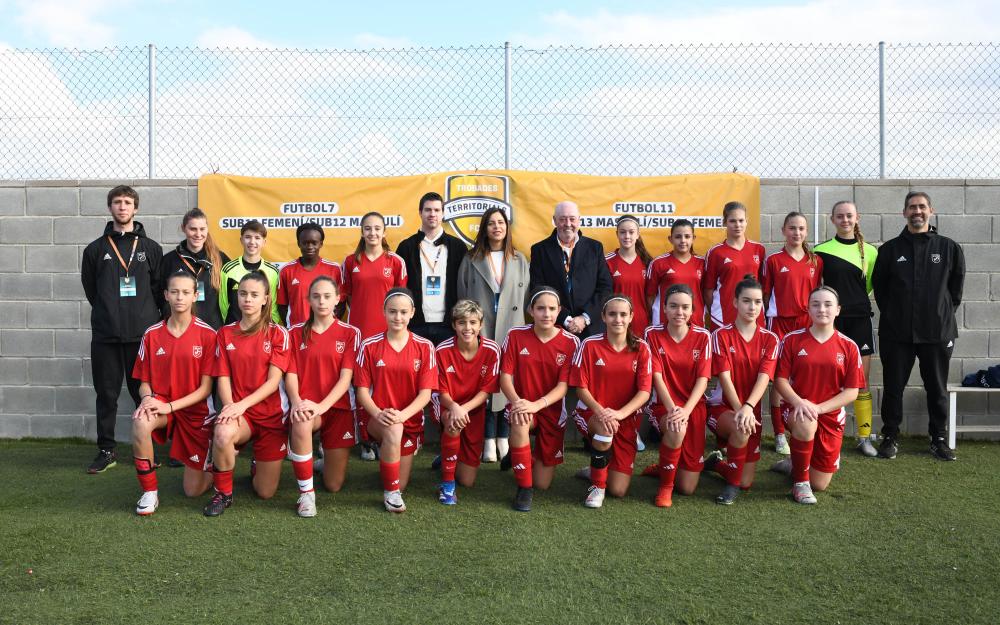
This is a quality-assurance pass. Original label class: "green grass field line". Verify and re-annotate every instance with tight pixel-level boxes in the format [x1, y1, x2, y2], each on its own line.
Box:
[2, 438, 998, 625]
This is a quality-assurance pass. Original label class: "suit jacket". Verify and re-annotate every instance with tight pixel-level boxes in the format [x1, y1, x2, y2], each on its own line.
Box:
[395, 230, 470, 326]
[529, 230, 612, 338]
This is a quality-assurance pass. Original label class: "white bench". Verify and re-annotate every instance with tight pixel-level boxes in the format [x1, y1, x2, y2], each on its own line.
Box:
[948, 384, 1000, 448]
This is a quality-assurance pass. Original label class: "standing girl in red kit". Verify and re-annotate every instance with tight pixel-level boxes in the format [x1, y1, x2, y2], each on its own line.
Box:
[643, 284, 712, 508]
[646, 219, 706, 327]
[203, 271, 290, 517]
[570, 294, 653, 508]
[704, 275, 780, 505]
[341, 212, 408, 461]
[772, 286, 865, 504]
[763, 211, 823, 456]
[604, 216, 652, 334]
[500, 287, 580, 512]
[432, 299, 501, 505]
[130, 271, 217, 515]
[703, 202, 766, 329]
[285, 276, 361, 517]
[354, 287, 437, 513]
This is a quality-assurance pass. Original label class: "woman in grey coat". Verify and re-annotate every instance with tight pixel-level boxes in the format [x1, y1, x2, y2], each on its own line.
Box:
[457, 206, 530, 463]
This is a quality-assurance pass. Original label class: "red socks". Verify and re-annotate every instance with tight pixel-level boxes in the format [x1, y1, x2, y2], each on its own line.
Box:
[722, 443, 748, 487]
[134, 457, 157, 492]
[213, 467, 234, 496]
[590, 466, 609, 489]
[380, 460, 401, 491]
[511, 444, 533, 488]
[441, 431, 461, 482]
[771, 407, 785, 436]
[291, 459, 314, 493]
[789, 436, 814, 483]
[657, 444, 683, 490]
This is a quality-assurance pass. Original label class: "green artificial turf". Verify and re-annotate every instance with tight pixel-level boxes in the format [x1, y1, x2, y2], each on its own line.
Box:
[1, 437, 998, 625]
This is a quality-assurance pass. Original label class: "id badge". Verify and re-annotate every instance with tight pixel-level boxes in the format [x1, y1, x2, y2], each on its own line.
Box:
[494, 292, 500, 314]
[196, 280, 206, 302]
[119, 276, 137, 297]
[425, 275, 442, 296]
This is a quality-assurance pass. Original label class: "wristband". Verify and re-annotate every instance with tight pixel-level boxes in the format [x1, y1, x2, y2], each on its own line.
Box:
[743, 401, 755, 409]
[168, 402, 174, 414]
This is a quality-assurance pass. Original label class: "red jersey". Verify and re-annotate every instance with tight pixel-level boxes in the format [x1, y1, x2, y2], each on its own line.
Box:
[776, 328, 865, 415]
[434, 337, 501, 415]
[605, 250, 650, 333]
[704, 240, 766, 327]
[214, 322, 290, 428]
[132, 318, 217, 422]
[277, 258, 344, 327]
[570, 334, 653, 411]
[341, 251, 407, 339]
[645, 253, 706, 327]
[644, 324, 712, 405]
[500, 325, 579, 422]
[355, 332, 437, 410]
[287, 319, 361, 411]
[707, 324, 780, 412]
[763, 249, 823, 320]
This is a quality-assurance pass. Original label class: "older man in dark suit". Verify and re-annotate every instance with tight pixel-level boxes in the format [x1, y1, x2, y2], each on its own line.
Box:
[529, 200, 613, 338]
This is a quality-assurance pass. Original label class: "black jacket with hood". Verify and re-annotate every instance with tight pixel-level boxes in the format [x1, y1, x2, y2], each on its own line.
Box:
[81, 221, 163, 342]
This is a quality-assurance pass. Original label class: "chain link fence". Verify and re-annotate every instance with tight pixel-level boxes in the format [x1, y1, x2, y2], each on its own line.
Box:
[0, 43, 997, 179]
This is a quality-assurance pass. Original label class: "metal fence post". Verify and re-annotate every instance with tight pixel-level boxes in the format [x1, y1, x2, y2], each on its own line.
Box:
[504, 41, 511, 170]
[148, 43, 157, 179]
[878, 41, 886, 179]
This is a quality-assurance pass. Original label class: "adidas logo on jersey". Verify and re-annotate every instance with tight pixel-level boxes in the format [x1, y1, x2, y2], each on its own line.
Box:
[780, 266, 790, 273]
[519, 347, 530, 355]
[723, 258, 733, 264]
[155, 347, 166, 356]
[666, 268, 676, 274]
[403, 439, 414, 448]
[352, 266, 361, 272]
[446, 365, 456, 373]
[897, 255, 907, 262]
[595, 358, 606, 366]
[729, 346, 736, 353]
[376, 359, 386, 367]
[102, 253, 112, 261]
[189, 454, 199, 462]
[797, 348, 808, 356]
[613, 270, 621, 277]
[226, 343, 236, 351]
[279, 443, 287, 452]
[291, 278, 300, 285]
[555, 450, 563, 458]
[342, 431, 353, 440]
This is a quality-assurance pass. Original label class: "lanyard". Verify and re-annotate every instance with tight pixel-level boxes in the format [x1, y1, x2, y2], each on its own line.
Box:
[179, 255, 203, 277]
[107, 236, 139, 278]
[419, 242, 443, 275]
[487, 252, 504, 289]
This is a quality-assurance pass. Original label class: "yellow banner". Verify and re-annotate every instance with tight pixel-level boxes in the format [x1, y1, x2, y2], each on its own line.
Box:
[197, 171, 760, 264]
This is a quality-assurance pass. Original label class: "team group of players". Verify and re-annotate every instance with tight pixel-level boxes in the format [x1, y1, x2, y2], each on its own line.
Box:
[131, 199, 874, 517]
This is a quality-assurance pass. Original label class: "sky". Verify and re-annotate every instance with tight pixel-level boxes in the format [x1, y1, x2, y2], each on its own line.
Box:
[0, 0, 998, 50]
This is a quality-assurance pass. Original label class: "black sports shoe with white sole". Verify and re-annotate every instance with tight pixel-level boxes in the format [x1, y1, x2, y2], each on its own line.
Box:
[877, 437, 898, 459]
[929, 439, 956, 461]
[87, 449, 117, 474]
[203, 491, 233, 517]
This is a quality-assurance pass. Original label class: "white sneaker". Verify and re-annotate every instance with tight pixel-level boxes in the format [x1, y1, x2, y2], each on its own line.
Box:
[482, 438, 498, 463]
[360, 444, 376, 461]
[636, 433, 646, 452]
[775, 433, 790, 455]
[296, 491, 317, 518]
[792, 481, 817, 505]
[574, 466, 591, 480]
[857, 436, 878, 458]
[136, 490, 158, 516]
[383, 489, 406, 513]
[584, 485, 605, 508]
[496, 437, 509, 460]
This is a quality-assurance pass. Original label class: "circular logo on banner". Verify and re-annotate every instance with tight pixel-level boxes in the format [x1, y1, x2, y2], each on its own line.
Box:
[442, 174, 512, 246]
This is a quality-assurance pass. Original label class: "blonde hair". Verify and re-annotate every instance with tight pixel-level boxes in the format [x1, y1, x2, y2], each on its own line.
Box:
[451, 299, 485, 323]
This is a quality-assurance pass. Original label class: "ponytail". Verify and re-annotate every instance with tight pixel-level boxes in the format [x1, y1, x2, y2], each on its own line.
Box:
[853, 222, 867, 275]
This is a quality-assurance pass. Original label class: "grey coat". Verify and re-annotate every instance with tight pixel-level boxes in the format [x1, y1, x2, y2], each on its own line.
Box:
[457, 250, 530, 411]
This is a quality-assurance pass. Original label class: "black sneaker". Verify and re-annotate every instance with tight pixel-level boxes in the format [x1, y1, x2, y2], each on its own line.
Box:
[499, 451, 512, 472]
[87, 449, 117, 474]
[929, 439, 957, 461]
[703, 450, 724, 475]
[167, 458, 184, 468]
[877, 437, 898, 459]
[513, 486, 533, 512]
[203, 491, 233, 517]
[430, 455, 442, 470]
[715, 484, 740, 505]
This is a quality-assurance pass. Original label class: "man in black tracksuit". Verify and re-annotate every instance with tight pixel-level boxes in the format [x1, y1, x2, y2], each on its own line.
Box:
[80, 186, 163, 473]
[872, 191, 965, 461]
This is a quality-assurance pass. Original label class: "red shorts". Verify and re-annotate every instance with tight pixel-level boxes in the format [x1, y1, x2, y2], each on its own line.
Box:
[432, 396, 486, 468]
[648, 401, 707, 472]
[319, 407, 357, 450]
[237, 416, 289, 463]
[151, 412, 212, 471]
[706, 403, 763, 463]
[504, 404, 566, 467]
[366, 413, 423, 457]
[767, 315, 810, 340]
[780, 403, 845, 474]
[573, 406, 639, 475]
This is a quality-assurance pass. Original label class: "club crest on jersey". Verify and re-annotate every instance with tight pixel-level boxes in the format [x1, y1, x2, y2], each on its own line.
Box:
[555, 353, 567, 366]
[335, 341, 345, 354]
[696, 270, 703, 279]
[693, 349, 701, 359]
[632, 359, 638, 372]
[263, 341, 271, 354]
[481, 365, 488, 377]
[193, 346, 203, 358]
[931, 253, 942, 264]
[383, 267, 392, 278]
[137, 251, 147, 262]
[809, 267, 816, 277]
[836, 352, 845, 365]
[414, 359, 422, 371]
[753, 255, 760, 264]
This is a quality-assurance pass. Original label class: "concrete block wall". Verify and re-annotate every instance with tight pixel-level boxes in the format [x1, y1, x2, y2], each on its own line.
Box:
[1, 178, 998, 440]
